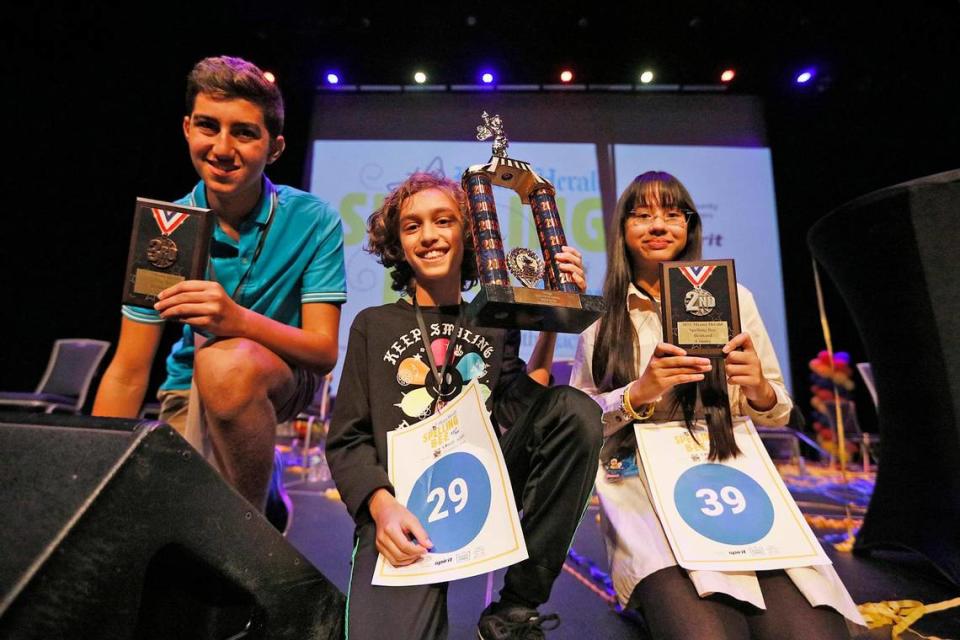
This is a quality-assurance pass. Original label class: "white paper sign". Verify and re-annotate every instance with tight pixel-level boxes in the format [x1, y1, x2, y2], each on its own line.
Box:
[635, 418, 830, 572]
[372, 380, 528, 586]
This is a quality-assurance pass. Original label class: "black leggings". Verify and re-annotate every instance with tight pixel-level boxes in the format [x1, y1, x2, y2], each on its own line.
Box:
[629, 566, 852, 640]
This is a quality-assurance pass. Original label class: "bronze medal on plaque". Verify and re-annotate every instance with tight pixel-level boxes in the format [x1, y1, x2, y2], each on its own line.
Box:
[121, 197, 213, 308]
[146, 235, 179, 268]
[659, 259, 740, 357]
[462, 112, 606, 333]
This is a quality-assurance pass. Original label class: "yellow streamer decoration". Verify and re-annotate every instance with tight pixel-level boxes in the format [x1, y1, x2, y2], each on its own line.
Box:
[832, 537, 856, 553]
[804, 514, 862, 532]
[812, 258, 857, 548]
[812, 259, 849, 480]
[858, 597, 960, 639]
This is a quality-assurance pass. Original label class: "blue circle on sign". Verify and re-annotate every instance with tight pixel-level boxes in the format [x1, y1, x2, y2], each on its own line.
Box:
[406, 451, 492, 553]
[673, 464, 774, 545]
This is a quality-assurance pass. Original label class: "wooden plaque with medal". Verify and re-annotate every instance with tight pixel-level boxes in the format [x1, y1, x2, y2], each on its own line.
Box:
[121, 197, 213, 307]
[659, 259, 741, 357]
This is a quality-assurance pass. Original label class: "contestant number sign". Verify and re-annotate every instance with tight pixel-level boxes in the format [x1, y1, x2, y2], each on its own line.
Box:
[373, 380, 528, 586]
[635, 419, 830, 572]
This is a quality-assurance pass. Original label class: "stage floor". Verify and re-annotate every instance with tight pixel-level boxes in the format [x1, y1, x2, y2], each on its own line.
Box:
[279, 448, 959, 640]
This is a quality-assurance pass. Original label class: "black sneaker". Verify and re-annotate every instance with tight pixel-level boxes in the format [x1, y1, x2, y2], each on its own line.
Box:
[264, 448, 293, 536]
[477, 603, 560, 640]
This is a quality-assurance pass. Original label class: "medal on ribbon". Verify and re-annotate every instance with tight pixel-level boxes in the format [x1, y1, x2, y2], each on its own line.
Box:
[679, 265, 717, 316]
[146, 207, 189, 269]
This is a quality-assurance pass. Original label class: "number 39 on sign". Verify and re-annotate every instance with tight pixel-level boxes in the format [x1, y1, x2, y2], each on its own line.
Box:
[673, 464, 775, 545]
[696, 485, 747, 516]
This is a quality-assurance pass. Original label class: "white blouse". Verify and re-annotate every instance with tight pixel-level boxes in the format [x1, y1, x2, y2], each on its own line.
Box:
[570, 283, 864, 625]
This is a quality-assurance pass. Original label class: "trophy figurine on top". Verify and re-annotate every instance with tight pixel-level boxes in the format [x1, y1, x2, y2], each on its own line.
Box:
[462, 112, 606, 332]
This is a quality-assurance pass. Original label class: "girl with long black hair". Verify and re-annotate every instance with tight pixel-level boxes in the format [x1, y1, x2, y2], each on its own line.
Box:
[570, 171, 864, 639]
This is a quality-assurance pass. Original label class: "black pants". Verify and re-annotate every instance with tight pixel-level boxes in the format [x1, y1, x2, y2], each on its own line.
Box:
[345, 386, 602, 640]
[629, 566, 852, 640]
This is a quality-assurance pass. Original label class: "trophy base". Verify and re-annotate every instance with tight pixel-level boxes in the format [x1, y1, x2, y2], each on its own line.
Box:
[466, 285, 606, 333]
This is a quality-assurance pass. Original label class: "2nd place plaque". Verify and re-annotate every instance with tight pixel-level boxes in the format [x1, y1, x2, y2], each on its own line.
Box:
[659, 259, 741, 356]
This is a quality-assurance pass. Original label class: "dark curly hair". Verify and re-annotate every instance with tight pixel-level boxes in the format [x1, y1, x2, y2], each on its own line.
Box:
[366, 172, 479, 296]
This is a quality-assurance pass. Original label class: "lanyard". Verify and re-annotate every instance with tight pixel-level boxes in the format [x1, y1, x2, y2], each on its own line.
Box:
[413, 294, 464, 409]
[195, 185, 278, 304]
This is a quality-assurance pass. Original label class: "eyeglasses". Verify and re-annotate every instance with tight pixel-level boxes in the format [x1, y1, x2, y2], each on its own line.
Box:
[628, 207, 693, 228]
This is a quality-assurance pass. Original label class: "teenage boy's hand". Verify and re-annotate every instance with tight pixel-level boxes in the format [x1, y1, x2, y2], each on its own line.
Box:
[630, 342, 712, 406]
[368, 488, 433, 567]
[526, 245, 586, 384]
[154, 280, 250, 336]
[555, 245, 587, 293]
[722, 332, 777, 411]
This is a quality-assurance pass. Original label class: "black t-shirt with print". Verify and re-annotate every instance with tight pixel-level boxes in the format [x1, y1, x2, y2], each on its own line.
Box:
[326, 299, 544, 523]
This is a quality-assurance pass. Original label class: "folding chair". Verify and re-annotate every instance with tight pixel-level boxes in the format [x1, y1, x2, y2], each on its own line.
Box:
[822, 397, 880, 472]
[297, 373, 334, 481]
[138, 402, 162, 420]
[856, 362, 879, 408]
[0, 339, 110, 414]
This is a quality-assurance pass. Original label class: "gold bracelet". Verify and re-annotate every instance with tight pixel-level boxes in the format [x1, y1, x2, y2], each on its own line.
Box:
[620, 384, 641, 421]
[623, 383, 657, 421]
[636, 401, 656, 420]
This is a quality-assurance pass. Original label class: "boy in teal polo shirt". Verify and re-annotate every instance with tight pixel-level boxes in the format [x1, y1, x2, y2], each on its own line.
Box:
[94, 56, 346, 529]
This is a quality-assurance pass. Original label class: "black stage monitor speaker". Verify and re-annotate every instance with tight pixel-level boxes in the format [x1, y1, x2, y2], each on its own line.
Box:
[808, 169, 960, 586]
[0, 412, 344, 639]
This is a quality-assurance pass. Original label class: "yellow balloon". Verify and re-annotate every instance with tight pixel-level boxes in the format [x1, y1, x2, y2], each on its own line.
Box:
[396, 387, 435, 418]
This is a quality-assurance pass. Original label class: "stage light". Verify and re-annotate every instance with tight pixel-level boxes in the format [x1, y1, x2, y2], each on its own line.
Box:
[326, 72, 340, 85]
[639, 70, 654, 84]
[414, 71, 427, 84]
[263, 71, 276, 84]
[795, 69, 815, 84]
[720, 69, 735, 83]
[560, 69, 574, 83]
[481, 71, 495, 84]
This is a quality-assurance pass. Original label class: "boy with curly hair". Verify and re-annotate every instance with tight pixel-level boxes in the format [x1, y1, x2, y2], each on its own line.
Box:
[327, 172, 601, 639]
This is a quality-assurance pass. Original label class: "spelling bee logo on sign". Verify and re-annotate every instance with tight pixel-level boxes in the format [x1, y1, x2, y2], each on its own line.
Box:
[373, 380, 528, 586]
[635, 417, 831, 572]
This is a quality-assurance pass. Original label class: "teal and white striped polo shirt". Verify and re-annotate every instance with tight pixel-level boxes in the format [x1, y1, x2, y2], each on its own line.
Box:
[122, 176, 347, 390]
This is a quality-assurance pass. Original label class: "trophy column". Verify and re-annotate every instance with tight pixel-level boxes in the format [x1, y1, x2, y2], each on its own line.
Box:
[464, 172, 511, 286]
[529, 185, 579, 294]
